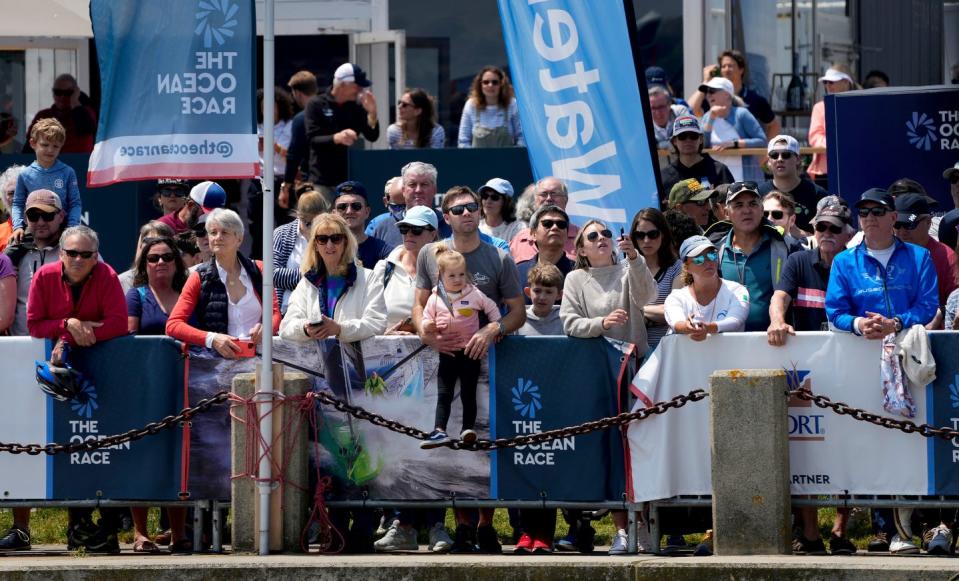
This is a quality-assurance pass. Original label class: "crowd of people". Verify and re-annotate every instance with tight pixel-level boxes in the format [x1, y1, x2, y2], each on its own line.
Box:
[1, 56, 958, 558]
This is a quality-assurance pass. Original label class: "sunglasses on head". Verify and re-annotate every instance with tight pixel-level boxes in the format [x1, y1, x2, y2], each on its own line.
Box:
[814, 223, 844, 234]
[398, 224, 433, 236]
[62, 249, 95, 259]
[675, 132, 700, 141]
[480, 191, 503, 202]
[52, 88, 73, 97]
[26, 209, 57, 222]
[146, 252, 176, 264]
[729, 181, 759, 195]
[633, 229, 661, 241]
[858, 206, 890, 218]
[314, 234, 346, 245]
[539, 218, 568, 230]
[768, 151, 796, 161]
[335, 201, 364, 212]
[764, 210, 785, 220]
[690, 250, 718, 265]
[586, 229, 613, 242]
[448, 202, 480, 216]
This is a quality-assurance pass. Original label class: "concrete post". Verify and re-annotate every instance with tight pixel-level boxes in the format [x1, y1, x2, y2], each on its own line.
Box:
[231, 366, 311, 553]
[709, 369, 791, 555]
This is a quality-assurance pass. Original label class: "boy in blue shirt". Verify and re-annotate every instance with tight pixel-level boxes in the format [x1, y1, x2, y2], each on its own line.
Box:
[10, 118, 82, 244]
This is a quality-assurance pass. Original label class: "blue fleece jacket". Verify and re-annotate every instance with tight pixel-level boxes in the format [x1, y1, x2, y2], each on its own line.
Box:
[13, 161, 82, 230]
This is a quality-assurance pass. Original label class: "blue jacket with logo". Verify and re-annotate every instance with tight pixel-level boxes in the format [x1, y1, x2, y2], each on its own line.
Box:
[825, 238, 939, 332]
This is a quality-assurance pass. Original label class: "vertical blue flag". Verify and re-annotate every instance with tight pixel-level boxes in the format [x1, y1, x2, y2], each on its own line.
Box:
[497, 0, 659, 231]
[88, 0, 257, 186]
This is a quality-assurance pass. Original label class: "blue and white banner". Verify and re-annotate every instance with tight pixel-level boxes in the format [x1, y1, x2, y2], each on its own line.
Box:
[88, 0, 258, 186]
[497, 0, 659, 232]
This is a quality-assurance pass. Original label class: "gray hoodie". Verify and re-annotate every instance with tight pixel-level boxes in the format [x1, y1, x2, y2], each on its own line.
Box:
[517, 305, 563, 336]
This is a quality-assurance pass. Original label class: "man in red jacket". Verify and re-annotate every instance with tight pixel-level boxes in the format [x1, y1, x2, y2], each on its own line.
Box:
[22, 224, 127, 554]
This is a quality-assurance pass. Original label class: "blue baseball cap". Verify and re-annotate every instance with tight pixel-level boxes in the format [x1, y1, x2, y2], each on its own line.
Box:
[397, 205, 438, 230]
[334, 180, 368, 201]
[189, 181, 227, 213]
[678, 235, 717, 262]
[645, 66, 668, 89]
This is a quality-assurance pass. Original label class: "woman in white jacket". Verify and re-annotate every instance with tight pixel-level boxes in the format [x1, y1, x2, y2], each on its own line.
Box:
[279, 213, 386, 342]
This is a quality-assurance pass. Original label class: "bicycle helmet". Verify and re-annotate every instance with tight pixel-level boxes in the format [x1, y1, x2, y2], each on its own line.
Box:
[35, 360, 85, 402]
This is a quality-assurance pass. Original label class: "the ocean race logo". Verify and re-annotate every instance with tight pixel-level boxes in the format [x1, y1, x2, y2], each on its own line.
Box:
[511, 378, 542, 419]
[195, 0, 239, 48]
[906, 110, 959, 151]
[70, 377, 99, 419]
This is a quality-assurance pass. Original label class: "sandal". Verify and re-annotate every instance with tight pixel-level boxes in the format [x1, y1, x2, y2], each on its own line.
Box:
[169, 538, 193, 554]
[133, 538, 160, 553]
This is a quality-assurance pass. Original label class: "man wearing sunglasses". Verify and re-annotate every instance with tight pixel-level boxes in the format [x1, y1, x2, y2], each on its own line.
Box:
[509, 177, 579, 263]
[331, 181, 393, 269]
[23, 74, 96, 154]
[659, 115, 735, 197]
[667, 178, 713, 227]
[515, 205, 575, 303]
[757, 135, 827, 235]
[892, 193, 957, 306]
[706, 181, 801, 331]
[157, 180, 227, 235]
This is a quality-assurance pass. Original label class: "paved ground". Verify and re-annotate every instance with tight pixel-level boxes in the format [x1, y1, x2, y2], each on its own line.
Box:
[2, 545, 959, 580]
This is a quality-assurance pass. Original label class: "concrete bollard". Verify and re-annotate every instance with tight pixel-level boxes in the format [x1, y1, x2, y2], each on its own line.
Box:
[709, 369, 791, 555]
[231, 364, 312, 553]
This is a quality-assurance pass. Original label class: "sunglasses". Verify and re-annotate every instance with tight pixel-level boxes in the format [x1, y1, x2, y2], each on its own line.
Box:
[633, 229, 661, 241]
[62, 249, 95, 259]
[480, 191, 503, 202]
[398, 224, 434, 236]
[950, 175, 959, 185]
[894, 219, 925, 231]
[159, 189, 188, 198]
[768, 151, 796, 161]
[314, 234, 346, 245]
[448, 202, 480, 216]
[814, 223, 844, 234]
[690, 250, 719, 265]
[764, 210, 785, 220]
[397, 100, 413, 108]
[539, 219, 568, 230]
[858, 207, 890, 218]
[481, 79, 501, 86]
[335, 201, 364, 212]
[26, 209, 57, 222]
[729, 181, 759, 195]
[146, 252, 176, 264]
[675, 132, 700, 141]
[52, 88, 73, 97]
[586, 229, 613, 242]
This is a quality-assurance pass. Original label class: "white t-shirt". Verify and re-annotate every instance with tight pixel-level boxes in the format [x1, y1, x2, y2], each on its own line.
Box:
[664, 279, 750, 334]
[865, 243, 896, 269]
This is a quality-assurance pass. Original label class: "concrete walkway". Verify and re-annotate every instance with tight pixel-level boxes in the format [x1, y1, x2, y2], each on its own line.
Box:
[2, 547, 959, 581]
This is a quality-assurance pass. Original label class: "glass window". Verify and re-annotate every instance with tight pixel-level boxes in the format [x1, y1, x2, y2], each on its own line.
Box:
[630, 0, 685, 95]
[0, 51, 26, 154]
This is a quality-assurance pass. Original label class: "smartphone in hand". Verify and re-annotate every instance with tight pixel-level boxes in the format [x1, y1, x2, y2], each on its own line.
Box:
[234, 340, 256, 358]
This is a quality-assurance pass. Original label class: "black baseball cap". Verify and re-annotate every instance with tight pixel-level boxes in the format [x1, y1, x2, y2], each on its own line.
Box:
[854, 188, 895, 209]
[938, 209, 959, 251]
[334, 180, 368, 200]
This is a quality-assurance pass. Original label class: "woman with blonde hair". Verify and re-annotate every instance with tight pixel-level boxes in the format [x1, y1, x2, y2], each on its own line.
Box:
[457, 66, 524, 148]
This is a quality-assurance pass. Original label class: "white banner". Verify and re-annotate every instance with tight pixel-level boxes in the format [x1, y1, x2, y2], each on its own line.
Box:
[0, 338, 49, 498]
[627, 332, 929, 502]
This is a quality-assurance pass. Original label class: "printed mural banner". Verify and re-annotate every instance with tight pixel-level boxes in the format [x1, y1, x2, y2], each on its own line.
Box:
[88, 0, 258, 186]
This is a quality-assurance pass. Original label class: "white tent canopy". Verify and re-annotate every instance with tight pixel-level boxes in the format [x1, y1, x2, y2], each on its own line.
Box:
[0, 0, 93, 38]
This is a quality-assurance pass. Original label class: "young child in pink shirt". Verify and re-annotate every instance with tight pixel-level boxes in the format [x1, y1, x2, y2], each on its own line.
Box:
[420, 246, 500, 449]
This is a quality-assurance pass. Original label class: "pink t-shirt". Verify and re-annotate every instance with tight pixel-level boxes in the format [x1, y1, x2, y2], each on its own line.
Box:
[422, 284, 501, 350]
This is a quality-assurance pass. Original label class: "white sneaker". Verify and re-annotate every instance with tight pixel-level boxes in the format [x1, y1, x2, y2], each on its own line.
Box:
[373, 523, 418, 552]
[375, 517, 395, 537]
[889, 533, 919, 555]
[428, 523, 453, 553]
[634, 523, 654, 554]
[926, 525, 952, 555]
[608, 528, 629, 555]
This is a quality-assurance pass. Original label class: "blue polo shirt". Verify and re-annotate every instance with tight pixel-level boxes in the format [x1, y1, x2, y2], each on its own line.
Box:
[720, 231, 772, 331]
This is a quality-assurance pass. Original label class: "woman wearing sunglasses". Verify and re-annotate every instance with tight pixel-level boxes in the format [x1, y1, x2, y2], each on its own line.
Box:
[478, 178, 525, 244]
[630, 209, 683, 351]
[659, 116, 735, 196]
[388, 88, 446, 149]
[808, 65, 858, 188]
[697, 77, 766, 182]
[457, 66, 524, 149]
[664, 235, 749, 340]
[279, 213, 386, 343]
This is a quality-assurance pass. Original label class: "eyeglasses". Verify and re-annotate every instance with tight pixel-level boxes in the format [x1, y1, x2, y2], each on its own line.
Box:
[535, 190, 568, 199]
[335, 202, 364, 212]
[398, 224, 433, 236]
[397, 100, 413, 109]
[62, 249, 95, 259]
[764, 210, 785, 220]
[858, 207, 890, 218]
[895, 218, 926, 230]
[26, 209, 57, 222]
[314, 234, 346, 245]
[814, 223, 844, 234]
[675, 132, 700, 141]
[633, 229, 661, 241]
[448, 202, 480, 216]
[586, 229, 613, 242]
[768, 151, 796, 161]
[159, 189, 188, 198]
[539, 219, 568, 230]
[481, 79, 501, 86]
[690, 250, 719, 265]
[146, 252, 176, 263]
[480, 191, 503, 202]
[52, 88, 73, 97]
[729, 181, 759, 195]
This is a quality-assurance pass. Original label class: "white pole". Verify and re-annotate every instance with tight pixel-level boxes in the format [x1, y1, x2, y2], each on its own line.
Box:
[258, 0, 276, 557]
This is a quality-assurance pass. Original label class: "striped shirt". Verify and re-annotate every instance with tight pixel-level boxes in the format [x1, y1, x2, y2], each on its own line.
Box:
[645, 259, 683, 350]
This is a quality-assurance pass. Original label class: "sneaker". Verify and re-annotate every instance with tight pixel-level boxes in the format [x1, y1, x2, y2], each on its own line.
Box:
[476, 525, 502, 554]
[608, 528, 629, 555]
[693, 530, 713, 556]
[0, 526, 31, 552]
[420, 430, 450, 450]
[428, 523, 453, 553]
[829, 533, 857, 556]
[375, 516, 393, 537]
[80, 524, 120, 554]
[67, 518, 99, 551]
[450, 524, 476, 554]
[460, 428, 477, 444]
[577, 523, 596, 554]
[513, 532, 533, 554]
[373, 522, 418, 552]
[889, 533, 919, 555]
[924, 525, 952, 556]
[554, 532, 578, 552]
[792, 535, 827, 555]
[532, 537, 552, 554]
[867, 532, 889, 552]
[663, 534, 686, 553]
[635, 523, 655, 554]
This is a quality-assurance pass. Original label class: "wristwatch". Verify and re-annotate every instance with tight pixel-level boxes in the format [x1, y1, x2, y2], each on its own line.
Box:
[893, 317, 903, 333]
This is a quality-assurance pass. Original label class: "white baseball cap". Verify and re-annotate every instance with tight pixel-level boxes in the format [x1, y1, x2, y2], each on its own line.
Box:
[698, 77, 735, 96]
[767, 135, 800, 155]
[819, 68, 854, 84]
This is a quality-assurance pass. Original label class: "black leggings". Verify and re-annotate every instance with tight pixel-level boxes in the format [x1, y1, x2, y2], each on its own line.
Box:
[434, 351, 481, 432]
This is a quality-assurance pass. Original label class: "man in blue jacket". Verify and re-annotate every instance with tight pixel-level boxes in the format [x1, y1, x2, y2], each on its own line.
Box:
[825, 187, 939, 556]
